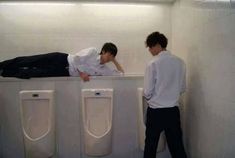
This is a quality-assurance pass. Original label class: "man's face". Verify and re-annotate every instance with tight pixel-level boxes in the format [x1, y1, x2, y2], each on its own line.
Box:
[100, 51, 115, 64]
[148, 44, 162, 56]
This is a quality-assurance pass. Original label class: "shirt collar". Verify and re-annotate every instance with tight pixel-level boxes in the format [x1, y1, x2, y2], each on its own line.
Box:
[158, 50, 171, 56]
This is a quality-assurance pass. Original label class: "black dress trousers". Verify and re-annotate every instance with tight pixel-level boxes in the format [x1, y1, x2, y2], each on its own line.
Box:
[0, 52, 69, 79]
[144, 106, 187, 158]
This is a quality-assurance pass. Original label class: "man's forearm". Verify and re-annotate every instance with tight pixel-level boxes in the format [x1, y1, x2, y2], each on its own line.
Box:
[113, 59, 124, 73]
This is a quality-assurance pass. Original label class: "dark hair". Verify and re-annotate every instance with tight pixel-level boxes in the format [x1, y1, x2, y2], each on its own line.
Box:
[100, 42, 118, 57]
[145, 32, 168, 48]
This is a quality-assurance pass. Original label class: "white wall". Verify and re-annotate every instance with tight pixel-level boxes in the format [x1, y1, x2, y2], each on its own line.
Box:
[0, 2, 172, 74]
[172, 0, 235, 157]
[3, 1, 235, 158]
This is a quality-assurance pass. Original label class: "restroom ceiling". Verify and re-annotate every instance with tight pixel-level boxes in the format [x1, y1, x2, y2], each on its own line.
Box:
[0, 0, 175, 4]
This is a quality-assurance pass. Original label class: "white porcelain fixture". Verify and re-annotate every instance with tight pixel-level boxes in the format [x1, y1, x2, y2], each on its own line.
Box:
[82, 89, 113, 156]
[19, 90, 55, 158]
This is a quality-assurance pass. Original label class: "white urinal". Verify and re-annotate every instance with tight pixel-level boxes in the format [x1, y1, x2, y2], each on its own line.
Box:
[82, 89, 113, 156]
[137, 88, 166, 152]
[19, 90, 55, 158]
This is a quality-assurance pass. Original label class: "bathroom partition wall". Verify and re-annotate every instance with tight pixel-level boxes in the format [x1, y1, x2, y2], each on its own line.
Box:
[0, 76, 172, 158]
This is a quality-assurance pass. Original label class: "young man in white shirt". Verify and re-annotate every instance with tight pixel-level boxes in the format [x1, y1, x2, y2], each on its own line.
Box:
[143, 32, 187, 158]
[0, 42, 124, 81]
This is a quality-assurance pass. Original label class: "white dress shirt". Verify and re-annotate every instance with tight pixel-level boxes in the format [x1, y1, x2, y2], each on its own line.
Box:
[67, 47, 122, 76]
[144, 50, 186, 108]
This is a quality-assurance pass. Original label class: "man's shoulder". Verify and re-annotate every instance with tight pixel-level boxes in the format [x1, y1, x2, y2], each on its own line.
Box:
[147, 57, 159, 68]
[83, 47, 98, 54]
[171, 54, 185, 65]
[78, 47, 98, 56]
[162, 51, 184, 63]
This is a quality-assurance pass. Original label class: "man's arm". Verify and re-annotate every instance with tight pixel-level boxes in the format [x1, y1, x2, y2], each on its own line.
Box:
[73, 48, 97, 81]
[180, 62, 186, 95]
[144, 63, 155, 100]
[112, 58, 124, 73]
[79, 71, 90, 82]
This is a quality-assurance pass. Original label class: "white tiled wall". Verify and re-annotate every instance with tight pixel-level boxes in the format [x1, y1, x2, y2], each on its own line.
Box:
[172, 0, 235, 157]
[1, 1, 235, 158]
[0, 2, 172, 74]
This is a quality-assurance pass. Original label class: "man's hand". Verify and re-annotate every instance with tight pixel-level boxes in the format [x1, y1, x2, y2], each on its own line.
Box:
[79, 72, 90, 82]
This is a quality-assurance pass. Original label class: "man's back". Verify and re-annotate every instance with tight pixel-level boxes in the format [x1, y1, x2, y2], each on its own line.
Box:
[144, 50, 186, 108]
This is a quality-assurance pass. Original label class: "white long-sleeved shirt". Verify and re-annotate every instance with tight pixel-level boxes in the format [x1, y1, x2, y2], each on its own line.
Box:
[144, 50, 186, 108]
[67, 47, 122, 76]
